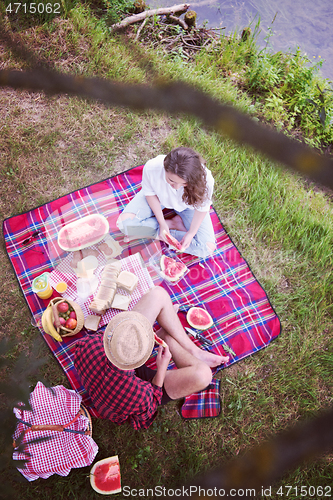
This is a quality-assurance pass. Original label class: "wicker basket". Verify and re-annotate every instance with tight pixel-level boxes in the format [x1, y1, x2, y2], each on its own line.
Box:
[42, 297, 85, 339]
[80, 404, 93, 437]
[13, 403, 93, 447]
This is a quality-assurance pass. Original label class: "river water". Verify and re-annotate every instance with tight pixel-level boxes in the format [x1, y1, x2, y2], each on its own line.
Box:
[147, 0, 333, 82]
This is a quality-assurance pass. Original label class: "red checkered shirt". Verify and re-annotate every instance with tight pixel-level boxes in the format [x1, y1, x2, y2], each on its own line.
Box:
[74, 334, 163, 430]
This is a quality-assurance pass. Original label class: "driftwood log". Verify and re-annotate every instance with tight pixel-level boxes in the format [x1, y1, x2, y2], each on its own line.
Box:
[111, 3, 190, 31]
[168, 14, 188, 30]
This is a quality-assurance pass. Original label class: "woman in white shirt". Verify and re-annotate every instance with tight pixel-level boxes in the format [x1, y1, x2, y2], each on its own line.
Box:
[117, 147, 216, 258]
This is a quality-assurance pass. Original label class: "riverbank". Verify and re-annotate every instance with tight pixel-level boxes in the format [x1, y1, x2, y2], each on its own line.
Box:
[130, 14, 333, 155]
[145, 0, 333, 83]
[1, 4, 332, 498]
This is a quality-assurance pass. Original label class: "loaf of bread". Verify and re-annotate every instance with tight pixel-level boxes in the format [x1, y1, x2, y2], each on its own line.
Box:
[99, 285, 116, 308]
[89, 298, 108, 315]
[89, 261, 121, 313]
[102, 261, 121, 276]
[100, 279, 117, 289]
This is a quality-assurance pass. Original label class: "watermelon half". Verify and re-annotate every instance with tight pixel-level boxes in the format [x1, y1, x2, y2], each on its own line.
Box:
[57, 214, 109, 252]
[187, 307, 213, 330]
[90, 455, 121, 495]
[162, 229, 183, 252]
[160, 255, 187, 282]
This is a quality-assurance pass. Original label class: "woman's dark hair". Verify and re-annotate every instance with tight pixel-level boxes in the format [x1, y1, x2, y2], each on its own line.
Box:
[163, 147, 208, 208]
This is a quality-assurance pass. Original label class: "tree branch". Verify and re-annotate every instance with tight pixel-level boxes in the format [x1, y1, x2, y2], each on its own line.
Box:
[0, 67, 332, 190]
[111, 3, 190, 30]
[178, 408, 333, 498]
[168, 14, 189, 30]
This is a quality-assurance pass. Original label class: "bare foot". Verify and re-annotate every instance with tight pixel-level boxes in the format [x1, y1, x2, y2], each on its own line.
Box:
[195, 349, 229, 368]
[154, 326, 229, 368]
[166, 215, 187, 232]
[173, 304, 180, 313]
[181, 330, 229, 368]
[199, 349, 229, 368]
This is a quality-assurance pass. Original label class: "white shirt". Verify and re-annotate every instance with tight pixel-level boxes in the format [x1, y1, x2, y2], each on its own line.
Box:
[141, 155, 214, 212]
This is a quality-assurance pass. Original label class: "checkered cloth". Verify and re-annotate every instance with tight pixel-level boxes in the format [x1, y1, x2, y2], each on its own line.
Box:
[48, 251, 154, 327]
[13, 382, 98, 481]
[3, 165, 281, 419]
[181, 379, 221, 419]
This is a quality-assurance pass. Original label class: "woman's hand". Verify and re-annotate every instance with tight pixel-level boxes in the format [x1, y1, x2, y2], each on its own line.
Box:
[180, 231, 195, 251]
[159, 221, 170, 241]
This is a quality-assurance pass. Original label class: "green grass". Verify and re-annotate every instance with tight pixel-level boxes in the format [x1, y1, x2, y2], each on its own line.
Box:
[1, 4, 333, 498]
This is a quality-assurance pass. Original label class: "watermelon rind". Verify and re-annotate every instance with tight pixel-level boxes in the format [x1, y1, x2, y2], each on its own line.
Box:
[57, 214, 109, 252]
[160, 255, 187, 282]
[187, 307, 213, 330]
[160, 254, 167, 272]
[90, 455, 121, 495]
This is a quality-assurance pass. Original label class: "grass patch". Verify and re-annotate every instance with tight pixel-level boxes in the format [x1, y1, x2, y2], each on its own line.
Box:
[1, 4, 332, 498]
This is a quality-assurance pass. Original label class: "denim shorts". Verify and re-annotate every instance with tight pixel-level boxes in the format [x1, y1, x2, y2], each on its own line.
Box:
[117, 189, 216, 258]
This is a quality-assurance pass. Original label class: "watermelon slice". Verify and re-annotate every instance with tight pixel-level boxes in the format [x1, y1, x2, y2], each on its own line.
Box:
[154, 332, 167, 348]
[187, 307, 213, 330]
[57, 214, 109, 252]
[90, 455, 121, 495]
[160, 255, 187, 282]
[162, 229, 183, 252]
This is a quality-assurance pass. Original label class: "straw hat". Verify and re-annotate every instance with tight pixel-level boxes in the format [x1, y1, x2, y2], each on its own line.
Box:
[103, 311, 154, 370]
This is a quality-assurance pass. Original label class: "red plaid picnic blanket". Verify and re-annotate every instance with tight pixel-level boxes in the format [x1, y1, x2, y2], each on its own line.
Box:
[180, 379, 222, 419]
[3, 165, 281, 419]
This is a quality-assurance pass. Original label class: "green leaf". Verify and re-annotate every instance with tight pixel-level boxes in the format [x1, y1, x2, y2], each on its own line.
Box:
[223, 344, 236, 356]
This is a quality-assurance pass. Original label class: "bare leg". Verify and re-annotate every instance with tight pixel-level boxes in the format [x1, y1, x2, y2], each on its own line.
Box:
[158, 328, 212, 400]
[132, 287, 229, 368]
[118, 212, 135, 221]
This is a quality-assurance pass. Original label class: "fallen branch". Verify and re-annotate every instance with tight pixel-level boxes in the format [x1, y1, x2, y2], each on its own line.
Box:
[134, 17, 148, 41]
[168, 14, 188, 30]
[180, 35, 202, 49]
[178, 408, 333, 498]
[111, 3, 190, 31]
